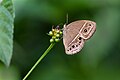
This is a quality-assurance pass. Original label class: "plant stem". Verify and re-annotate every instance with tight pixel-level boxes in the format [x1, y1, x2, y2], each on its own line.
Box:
[22, 43, 55, 80]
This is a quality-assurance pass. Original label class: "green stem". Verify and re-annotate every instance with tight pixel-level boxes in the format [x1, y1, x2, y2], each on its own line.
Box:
[22, 43, 55, 80]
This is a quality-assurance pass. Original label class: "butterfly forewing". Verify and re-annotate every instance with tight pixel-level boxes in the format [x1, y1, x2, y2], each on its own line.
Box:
[63, 20, 86, 48]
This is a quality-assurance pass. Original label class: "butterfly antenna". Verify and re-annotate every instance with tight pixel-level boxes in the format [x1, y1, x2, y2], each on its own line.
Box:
[66, 13, 68, 24]
[52, 25, 54, 29]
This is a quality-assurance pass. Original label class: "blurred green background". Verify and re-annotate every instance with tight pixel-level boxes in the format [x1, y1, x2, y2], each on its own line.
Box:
[1, 0, 120, 80]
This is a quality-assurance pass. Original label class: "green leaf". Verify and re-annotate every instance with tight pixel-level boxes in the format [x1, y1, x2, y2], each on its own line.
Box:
[0, 0, 15, 66]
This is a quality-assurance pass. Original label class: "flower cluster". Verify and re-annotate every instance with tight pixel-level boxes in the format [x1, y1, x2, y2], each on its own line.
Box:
[48, 26, 62, 43]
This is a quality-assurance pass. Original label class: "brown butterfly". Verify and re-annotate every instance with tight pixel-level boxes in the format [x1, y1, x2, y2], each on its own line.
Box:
[63, 20, 96, 55]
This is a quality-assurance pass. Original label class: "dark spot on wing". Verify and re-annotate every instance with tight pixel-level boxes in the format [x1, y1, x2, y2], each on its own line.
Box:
[79, 41, 81, 43]
[79, 37, 82, 40]
[84, 29, 87, 32]
[72, 45, 75, 48]
[89, 24, 91, 26]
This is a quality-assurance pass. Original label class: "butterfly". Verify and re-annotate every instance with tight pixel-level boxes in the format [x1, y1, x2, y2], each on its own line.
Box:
[63, 20, 96, 55]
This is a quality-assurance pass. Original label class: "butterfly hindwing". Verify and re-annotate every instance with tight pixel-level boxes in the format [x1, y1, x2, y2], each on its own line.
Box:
[65, 35, 85, 55]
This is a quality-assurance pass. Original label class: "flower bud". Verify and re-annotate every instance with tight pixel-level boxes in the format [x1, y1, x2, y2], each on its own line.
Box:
[52, 29, 55, 32]
[52, 36, 56, 39]
[48, 31, 53, 36]
[59, 31, 63, 35]
[56, 30, 60, 33]
[56, 34, 60, 37]
[55, 38, 60, 42]
[50, 38, 54, 43]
